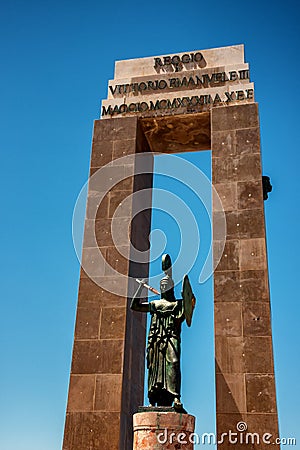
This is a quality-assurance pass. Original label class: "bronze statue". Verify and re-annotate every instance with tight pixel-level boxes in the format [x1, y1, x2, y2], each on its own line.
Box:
[130, 254, 196, 411]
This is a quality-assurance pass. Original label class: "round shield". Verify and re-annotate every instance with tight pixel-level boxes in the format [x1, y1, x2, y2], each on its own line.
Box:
[182, 274, 196, 327]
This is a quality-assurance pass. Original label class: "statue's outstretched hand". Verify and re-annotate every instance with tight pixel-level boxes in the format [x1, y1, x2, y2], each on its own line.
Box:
[130, 280, 150, 313]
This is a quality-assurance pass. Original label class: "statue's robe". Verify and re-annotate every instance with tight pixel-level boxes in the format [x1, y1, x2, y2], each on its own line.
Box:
[147, 299, 184, 404]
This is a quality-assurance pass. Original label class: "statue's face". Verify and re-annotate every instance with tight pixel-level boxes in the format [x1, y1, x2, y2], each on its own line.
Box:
[160, 280, 169, 294]
[160, 278, 175, 300]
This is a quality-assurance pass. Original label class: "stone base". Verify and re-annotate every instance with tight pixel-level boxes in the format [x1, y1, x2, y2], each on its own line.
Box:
[133, 411, 195, 449]
[137, 405, 188, 414]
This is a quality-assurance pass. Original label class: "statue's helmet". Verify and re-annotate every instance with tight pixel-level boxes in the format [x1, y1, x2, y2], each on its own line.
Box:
[160, 274, 174, 294]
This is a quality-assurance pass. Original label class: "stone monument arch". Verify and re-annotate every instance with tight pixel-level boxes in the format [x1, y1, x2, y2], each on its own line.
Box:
[62, 44, 280, 449]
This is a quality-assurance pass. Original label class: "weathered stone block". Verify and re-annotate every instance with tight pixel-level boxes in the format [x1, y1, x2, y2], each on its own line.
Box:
[71, 339, 124, 374]
[211, 104, 259, 132]
[215, 302, 242, 336]
[215, 336, 245, 374]
[74, 304, 101, 339]
[63, 412, 120, 450]
[67, 375, 95, 412]
[214, 240, 239, 271]
[214, 271, 242, 302]
[244, 337, 274, 373]
[237, 180, 263, 210]
[78, 278, 126, 307]
[86, 192, 109, 220]
[216, 373, 246, 413]
[95, 374, 123, 411]
[91, 141, 113, 167]
[240, 270, 269, 302]
[213, 182, 238, 211]
[240, 238, 267, 271]
[99, 307, 126, 339]
[212, 130, 236, 157]
[93, 117, 138, 142]
[236, 127, 260, 155]
[243, 301, 272, 336]
[113, 139, 137, 159]
[246, 374, 277, 413]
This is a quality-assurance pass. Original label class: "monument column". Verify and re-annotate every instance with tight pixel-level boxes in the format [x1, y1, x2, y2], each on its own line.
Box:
[63, 116, 153, 450]
[212, 103, 280, 447]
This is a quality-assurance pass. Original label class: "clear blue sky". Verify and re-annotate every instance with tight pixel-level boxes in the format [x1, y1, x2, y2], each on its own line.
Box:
[0, 0, 299, 449]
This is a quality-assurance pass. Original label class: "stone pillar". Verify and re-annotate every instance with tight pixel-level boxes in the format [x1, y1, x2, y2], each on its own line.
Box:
[212, 103, 280, 447]
[63, 116, 153, 450]
[133, 412, 195, 450]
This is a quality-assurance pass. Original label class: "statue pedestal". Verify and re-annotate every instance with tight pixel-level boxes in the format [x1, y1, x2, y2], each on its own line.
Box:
[133, 409, 195, 449]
